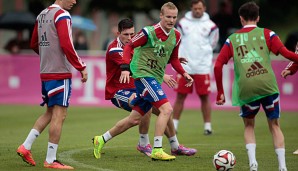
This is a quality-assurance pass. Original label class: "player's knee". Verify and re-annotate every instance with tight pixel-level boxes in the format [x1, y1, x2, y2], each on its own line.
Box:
[128, 117, 140, 126]
[162, 107, 173, 116]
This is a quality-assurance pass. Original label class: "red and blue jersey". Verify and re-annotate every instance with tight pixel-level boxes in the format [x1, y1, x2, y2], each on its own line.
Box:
[30, 4, 86, 81]
[105, 37, 135, 100]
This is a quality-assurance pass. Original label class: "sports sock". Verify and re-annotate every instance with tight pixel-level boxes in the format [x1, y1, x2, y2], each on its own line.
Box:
[46, 142, 58, 164]
[246, 143, 257, 166]
[275, 148, 286, 169]
[168, 135, 179, 150]
[173, 119, 179, 131]
[204, 122, 212, 131]
[153, 136, 163, 148]
[139, 134, 150, 147]
[102, 131, 112, 142]
[23, 129, 40, 150]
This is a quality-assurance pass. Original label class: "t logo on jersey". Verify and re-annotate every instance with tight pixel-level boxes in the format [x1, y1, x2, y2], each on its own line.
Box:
[39, 32, 50, 46]
[38, 14, 46, 28]
[154, 43, 167, 58]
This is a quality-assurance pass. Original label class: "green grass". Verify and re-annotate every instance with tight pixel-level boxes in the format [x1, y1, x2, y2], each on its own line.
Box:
[0, 105, 297, 171]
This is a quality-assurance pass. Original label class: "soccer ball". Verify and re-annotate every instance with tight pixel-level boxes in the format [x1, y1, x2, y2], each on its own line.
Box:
[213, 150, 236, 171]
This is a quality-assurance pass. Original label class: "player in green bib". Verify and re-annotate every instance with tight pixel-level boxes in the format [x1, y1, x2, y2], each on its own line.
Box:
[214, 2, 298, 171]
[120, 2, 193, 161]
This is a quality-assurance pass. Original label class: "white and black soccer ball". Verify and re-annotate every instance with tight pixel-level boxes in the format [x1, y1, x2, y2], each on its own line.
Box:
[213, 150, 236, 171]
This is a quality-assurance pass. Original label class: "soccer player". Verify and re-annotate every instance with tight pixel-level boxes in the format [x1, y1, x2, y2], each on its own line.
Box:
[120, 2, 193, 160]
[93, 2, 193, 161]
[103, 18, 197, 157]
[281, 43, 298, 156]
[16, 0, 87, 169]
[214, 2, 298, 171]
[281, 43, 298, 79]
[172, 0, 219, 135]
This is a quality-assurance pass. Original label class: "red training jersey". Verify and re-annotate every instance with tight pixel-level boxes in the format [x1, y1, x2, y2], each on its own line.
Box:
[105, 37, 135, 100]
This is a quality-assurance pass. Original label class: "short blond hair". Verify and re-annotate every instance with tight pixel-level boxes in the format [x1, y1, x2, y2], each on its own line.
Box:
[161, 2, 178, 14]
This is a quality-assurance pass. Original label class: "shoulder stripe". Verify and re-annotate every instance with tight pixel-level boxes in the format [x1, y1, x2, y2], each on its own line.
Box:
[55, 12, 71, 23]
[142, 27, 149, 36]
[109, 47, 123, 54]
[269, 31, 277, 40]
[225, 39, 231, 47]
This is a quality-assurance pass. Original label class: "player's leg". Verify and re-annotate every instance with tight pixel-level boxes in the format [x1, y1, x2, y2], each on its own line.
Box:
[173, 74, 191, 132]
[137, 112, 152, 157]
[167, 115, 197, 156]
[17, 110, 52, 165]
[151, 102, 176, 161]
[152, 106, 197, 156]
[127, 91, 152, 156]
[194, 74, 212, 135]
[134, 77, 175, 161]
[262, 94, 287, 171]
[240, 101, 260, 171]
[173, 93, 187, 131]
[93, 110, 143, 158]
[111, 89, 153, 156]
[43, 79, 73, 169]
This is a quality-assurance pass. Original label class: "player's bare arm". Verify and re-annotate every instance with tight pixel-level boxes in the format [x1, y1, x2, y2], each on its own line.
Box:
[182, 73, 193, 87]
[163, 74, 177, 88]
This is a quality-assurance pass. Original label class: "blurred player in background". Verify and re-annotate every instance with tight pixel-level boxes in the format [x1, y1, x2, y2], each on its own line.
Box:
[16, 0, 88, 169]
[173, 0, 219, 135]
[280, 43, 298, 156]
[214, 2, 298, 171]
[98, 18, 196, 158]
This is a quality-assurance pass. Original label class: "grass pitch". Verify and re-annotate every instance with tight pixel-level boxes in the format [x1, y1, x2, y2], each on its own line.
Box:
[0, 105, 297, 171]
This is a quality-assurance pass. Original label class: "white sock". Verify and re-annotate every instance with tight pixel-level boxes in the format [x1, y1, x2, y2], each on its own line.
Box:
[173, 119, 179, 131]
[246, 143, 257, 166]
[23, 129, 40, 150]
[46, 142, 58, 163]
[153, 136, 163, 148]
[103, 131, 112, 142]
[168, 135, 179, 150]
[204, 122, 212, 131]
[275, 148, 286, 169]
[139, 134, 150, 147]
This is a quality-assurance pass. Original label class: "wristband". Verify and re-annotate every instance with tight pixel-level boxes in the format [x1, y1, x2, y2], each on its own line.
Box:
[120, 64, 130, 71]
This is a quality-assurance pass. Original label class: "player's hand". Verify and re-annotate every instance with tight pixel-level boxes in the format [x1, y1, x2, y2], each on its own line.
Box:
[183, 73, 193, 87]
[163, 74, 177, 88]
[120, 71, 130, 83]
[179, 57, 188, 65]
[80, 68, 88, 83]
[281, 69, 291, 79]
[216, 93, 225, 105]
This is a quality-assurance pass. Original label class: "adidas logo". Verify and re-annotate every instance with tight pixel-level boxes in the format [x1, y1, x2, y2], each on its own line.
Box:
[170, 140, 176, 143]
[49, 146, 54, 149]
[246, 62, 268, 78]
[154, 139, 159, 142]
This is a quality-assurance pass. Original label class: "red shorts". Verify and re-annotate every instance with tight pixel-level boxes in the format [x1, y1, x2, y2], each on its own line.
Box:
[175, 74, 211, 95]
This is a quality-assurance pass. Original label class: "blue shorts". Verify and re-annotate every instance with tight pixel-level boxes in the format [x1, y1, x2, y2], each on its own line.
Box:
[111, 88, 151, 115]
[240, 93, 280, 120]
[132, 77, 168, 109]
[40, 79, 72, 107]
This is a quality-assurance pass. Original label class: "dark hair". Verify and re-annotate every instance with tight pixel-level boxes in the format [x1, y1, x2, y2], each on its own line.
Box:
[118, 18, 134, 33]
[191, 0, 206, 7]
[238, 1, 259, 21]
